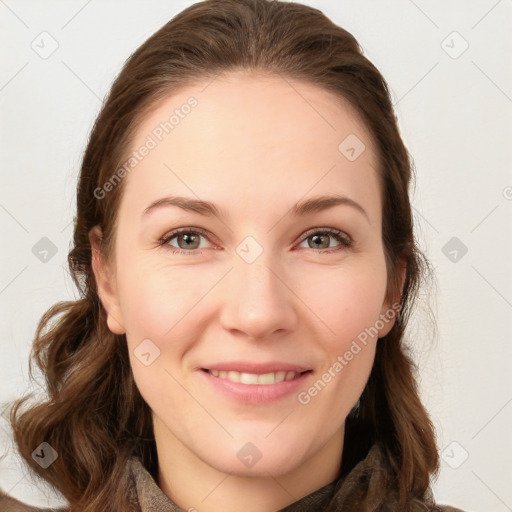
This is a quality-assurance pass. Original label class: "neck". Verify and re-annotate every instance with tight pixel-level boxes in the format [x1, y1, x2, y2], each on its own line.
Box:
[154, 419, 344, 512]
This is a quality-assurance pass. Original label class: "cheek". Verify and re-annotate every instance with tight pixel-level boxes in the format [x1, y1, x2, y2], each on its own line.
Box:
[296, 258, 388, 348]
[117, 247, 388, 358]
[116, 257, 215, 404]
[116, 253, 207, 338]
[118, 261, 204, 417]
[296, 267, 384, 420]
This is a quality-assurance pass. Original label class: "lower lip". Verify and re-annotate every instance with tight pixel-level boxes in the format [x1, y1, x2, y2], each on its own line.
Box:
[199, 369, 313, 404]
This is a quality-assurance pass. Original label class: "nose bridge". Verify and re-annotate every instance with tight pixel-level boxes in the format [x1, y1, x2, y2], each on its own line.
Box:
[220, 247, 296, 339]
[239, 254, 279, 300]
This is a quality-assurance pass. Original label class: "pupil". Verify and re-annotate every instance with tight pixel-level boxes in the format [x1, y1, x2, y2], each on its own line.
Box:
[181, 234, 197, 248]
[311, 234, 327, 249]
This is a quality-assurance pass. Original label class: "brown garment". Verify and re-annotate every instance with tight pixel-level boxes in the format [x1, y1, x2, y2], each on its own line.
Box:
[0, 444, 466, 511]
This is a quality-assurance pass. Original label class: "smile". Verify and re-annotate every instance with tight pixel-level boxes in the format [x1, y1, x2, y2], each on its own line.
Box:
[199, 367, 313, 404]
[205, 369, 309, 385]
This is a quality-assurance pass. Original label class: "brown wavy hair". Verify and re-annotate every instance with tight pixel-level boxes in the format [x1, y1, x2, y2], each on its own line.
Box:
[5, 0, 440, 510]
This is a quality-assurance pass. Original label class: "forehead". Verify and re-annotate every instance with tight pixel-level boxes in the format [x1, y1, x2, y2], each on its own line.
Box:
[119, 71, 381, 225]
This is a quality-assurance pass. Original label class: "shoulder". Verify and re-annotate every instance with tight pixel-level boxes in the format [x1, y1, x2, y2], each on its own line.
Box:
[436, 506, 468, 512]
[0, 491, 68, 512]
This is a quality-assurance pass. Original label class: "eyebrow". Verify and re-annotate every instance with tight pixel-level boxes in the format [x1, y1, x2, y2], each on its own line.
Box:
[142, 194, 369, 222]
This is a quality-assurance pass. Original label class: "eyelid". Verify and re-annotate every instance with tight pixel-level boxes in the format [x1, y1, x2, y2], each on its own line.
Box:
[158, 226, 216, 249]
[158, 226, 353, 254]
[298, 227, 352, 246]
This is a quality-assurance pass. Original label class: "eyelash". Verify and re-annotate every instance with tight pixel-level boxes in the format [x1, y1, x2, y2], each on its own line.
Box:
[157, 227, 352, 256]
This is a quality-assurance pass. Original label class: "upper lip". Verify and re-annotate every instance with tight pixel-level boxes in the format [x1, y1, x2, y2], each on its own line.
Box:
[201, 361, 312, 374]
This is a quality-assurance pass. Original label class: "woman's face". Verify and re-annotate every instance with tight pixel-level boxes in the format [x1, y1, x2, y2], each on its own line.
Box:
[92, 71, 402, 478]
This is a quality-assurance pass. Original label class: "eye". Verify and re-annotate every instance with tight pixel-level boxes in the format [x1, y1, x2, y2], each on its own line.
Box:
[297, 228, 352, 254]
[158, 227, 213, 255]
[158, 227, 352, 256]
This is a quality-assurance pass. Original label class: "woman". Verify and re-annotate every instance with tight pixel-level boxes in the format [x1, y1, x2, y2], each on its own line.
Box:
[1, 0, 466, 510]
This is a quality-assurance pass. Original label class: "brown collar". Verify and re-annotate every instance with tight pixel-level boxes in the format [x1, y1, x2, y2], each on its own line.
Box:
[127, 443, 374, 511]
[126, 443, 461, 512]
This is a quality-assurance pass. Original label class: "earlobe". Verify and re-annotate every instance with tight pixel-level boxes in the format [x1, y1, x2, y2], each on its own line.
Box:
[89, 226, 126, 335]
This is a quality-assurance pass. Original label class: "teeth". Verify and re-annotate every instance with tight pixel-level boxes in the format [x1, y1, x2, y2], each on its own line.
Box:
[207, 369, 301, 385]
[275, 371, 286, 383]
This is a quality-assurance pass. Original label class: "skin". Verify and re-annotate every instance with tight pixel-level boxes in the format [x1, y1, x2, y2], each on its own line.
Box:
[90, 70, 405, 512]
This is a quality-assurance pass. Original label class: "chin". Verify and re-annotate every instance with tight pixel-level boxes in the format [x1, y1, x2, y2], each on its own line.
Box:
[197, 436, 310, 478]
[223, 453, 303, 478]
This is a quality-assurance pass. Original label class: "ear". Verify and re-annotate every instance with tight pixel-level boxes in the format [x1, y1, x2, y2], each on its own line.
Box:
[89, 225, 126, 335]
[377, 257, 407, 338]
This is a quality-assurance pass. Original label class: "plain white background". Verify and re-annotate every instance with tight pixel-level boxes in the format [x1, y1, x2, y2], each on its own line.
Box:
[1, 0, 511, 510]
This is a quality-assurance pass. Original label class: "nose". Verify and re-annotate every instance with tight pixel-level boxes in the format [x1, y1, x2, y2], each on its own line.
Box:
[219, 256, 298, 342]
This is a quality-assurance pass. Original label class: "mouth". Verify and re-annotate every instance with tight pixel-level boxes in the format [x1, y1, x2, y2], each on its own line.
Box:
[201, 368, 312, 385]
[199, 367, 313, 404]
